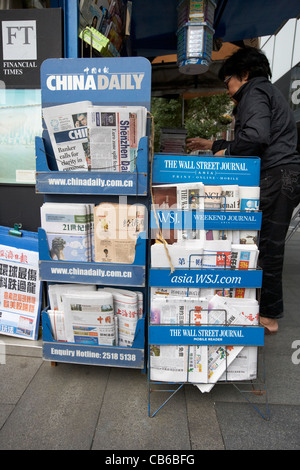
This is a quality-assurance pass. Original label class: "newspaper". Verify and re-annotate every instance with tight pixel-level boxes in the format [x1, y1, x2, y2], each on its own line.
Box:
[151, 240, 203, 268]
[48, 283, 96, 311]
[231, 244, 259, 270]
[48, 310, 66, 342]
[239, 186, 260, 211]
[102, 287, 140, 347]
[177, 183, 205, 240]
[196, 295, 258, 392]
[94, 202, 146, 263]
[63, 291, 116, 345]
[87, 105, 147, 172]
[221, 185, 240, 211]
[41, 203, 91, 262]
[202, 239, 232, 269]
[43, 101, 91, 171]
[150, 297, 208, 383]
[204, 185, 222, 210]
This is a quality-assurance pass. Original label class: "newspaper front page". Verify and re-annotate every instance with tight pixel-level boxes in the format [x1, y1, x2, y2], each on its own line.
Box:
[94, 202, 146, 263]
[63, 291, 116, 346]
[87, 105, 147, 172]
[43, 101, 91, 171]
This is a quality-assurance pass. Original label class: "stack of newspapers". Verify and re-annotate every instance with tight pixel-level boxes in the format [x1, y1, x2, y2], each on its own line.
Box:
[41, 203, 94, 262]
[48, 283, 143, 347]
[41, 201, 147, 264]
[149, 292, 259, 389]
[42, 101, 147, 172]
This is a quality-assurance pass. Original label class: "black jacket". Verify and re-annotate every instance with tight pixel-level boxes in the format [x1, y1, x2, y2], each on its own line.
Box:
[212, 77, 300, 173]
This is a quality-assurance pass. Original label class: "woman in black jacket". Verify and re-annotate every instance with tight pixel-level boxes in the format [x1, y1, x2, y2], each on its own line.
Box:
[187, 47, 300, 334]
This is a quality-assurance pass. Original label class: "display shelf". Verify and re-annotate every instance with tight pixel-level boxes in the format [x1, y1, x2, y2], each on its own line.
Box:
[42, 308, 145, 369]
[35, 136, 149, 196]
[147, 153, 269, 419]
[38, 228, 146, 286]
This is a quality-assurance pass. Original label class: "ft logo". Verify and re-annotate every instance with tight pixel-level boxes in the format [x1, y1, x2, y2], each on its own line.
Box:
[1, 20, 37, 60]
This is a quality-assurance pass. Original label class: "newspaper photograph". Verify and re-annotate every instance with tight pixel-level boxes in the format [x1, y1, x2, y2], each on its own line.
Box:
[43, 101, 92, 171]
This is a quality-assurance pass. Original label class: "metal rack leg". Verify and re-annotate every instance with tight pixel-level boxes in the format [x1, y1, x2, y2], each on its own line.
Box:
[148, 383, 185, 418]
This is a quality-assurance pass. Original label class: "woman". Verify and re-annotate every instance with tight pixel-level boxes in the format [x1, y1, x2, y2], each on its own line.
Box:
[187, 47, 300, 334]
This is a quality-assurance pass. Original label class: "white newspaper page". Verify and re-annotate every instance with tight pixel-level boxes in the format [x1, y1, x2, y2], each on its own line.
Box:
[150, 297, 208, 383]
[43, 101, 91, 171]
[196, 295, 255, 392]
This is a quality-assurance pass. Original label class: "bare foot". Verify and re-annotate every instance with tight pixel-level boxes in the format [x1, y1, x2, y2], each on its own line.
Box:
[259, 317, 279, 335]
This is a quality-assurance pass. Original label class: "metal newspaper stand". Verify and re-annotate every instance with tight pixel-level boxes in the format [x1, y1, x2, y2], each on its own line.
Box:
[36, 57, 151, 370]
[148, 153, 270, 420]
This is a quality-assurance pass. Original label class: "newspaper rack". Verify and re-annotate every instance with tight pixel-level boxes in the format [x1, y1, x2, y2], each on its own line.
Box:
[42, 307, 145, 369]
[148, 154, 270, 419]
[38, 227, 146, 286]
[35, 135, 149, 196]
[147, 312, 269, 420]
[37, 57, 151, 371]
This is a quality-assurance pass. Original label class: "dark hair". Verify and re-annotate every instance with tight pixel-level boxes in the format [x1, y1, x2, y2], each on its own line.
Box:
[218, 47, 272, 81]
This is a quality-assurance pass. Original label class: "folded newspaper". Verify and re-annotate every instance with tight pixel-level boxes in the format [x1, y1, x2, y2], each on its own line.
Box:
[101, 287, 142, 347]
[43, 101, 91, 171]
[63, 291, 116, 346]
[149, 294, 259, 390]
[94, 202, 146, 263]
[150, 296, 209, 383]
[87, 105, 147, 172]
[41, 203, 92, 262]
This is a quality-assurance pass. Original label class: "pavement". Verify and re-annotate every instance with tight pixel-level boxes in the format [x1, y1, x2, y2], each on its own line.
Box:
[0, 230, 300, 451]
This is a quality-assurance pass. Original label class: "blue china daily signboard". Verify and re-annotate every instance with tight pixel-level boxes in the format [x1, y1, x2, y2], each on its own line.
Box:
[40, 57, 151, 109]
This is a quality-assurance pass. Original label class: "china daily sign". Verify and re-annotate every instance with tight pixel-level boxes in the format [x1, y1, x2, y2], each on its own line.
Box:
[41, 58, 152, 108]
[46, 73, 145, 92]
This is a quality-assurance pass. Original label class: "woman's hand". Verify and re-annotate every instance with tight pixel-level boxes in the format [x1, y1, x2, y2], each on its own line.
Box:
[186, 137, 213, 151]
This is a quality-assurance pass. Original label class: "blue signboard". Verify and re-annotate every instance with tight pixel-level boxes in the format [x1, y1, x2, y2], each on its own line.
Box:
[148, 324, 264, 346]
[149, 268, 263, 288]
[152, 154, 261, 186]
[42, 311, 145, 368]
[151, 210, 262, 231]
[40, 57, 152, 109]
[38, 228, 146, 286]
